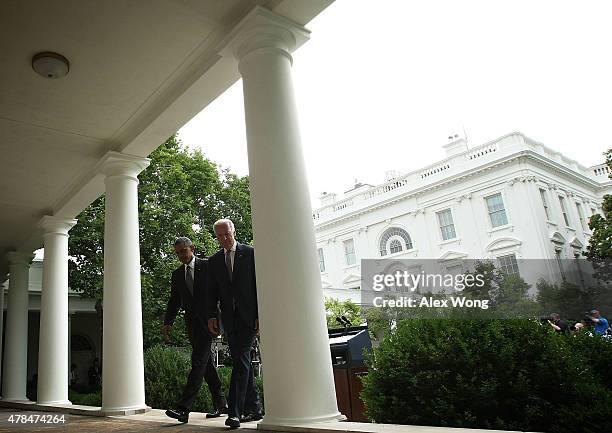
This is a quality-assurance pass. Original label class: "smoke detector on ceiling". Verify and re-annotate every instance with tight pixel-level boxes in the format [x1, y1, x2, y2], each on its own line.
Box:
[31, 51, 70, 79]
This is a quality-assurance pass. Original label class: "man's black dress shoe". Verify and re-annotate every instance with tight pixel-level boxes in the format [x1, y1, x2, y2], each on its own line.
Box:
[165, 407, 189, 423]
[240, 412, 263, 422]
[206, 406, 228, 418]
[225, 416, 241, 429]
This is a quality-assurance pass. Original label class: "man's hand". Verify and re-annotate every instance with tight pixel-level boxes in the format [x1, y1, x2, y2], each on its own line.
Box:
[255, 319, 260, 336]
[208, 318, 220, 336]
[162, 324, 172, 343]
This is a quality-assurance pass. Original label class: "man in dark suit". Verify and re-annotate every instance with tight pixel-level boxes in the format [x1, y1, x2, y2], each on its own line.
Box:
[164, 237, 228, 423]
[208, 219, 261, 429]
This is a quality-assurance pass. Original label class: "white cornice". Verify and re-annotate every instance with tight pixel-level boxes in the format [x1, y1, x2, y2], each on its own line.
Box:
[314, 150, 607, 231]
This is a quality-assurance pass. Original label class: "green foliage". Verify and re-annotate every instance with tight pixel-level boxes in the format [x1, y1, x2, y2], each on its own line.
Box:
[144, 344, 263, 412]
[535, 274, 612, 322]
[68, 388, 102, 406]
[324, 297, 362, 329]
[361, 318, 612, 432]
[364, 261, 540, 340]
[68, 135, 253, 349]
[585, 149, 612, 262]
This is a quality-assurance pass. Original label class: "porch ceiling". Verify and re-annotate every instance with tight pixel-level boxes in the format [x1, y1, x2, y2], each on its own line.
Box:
[0, 0, 333, 276]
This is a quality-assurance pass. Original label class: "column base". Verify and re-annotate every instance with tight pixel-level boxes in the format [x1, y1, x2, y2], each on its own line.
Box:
[101, 403, 149, 413]
[0, 398, 33, 404]
[38, 400, 72, 406]
[259, 411, 345, 429]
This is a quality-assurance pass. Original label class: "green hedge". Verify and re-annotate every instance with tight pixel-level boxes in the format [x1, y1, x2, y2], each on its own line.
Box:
[68, 388, 102, 406]
[361, 318, 612, 433]
[144, 344, 264, 413]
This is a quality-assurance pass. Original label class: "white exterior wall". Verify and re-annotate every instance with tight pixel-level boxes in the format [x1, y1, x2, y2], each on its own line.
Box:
[314, 133, 612, 304]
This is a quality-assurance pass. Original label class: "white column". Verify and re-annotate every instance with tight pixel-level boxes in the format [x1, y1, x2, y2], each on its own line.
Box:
[2, 252, 34, 402]
[222, 7, 341, 425]
[98, 152, 150, 411]
[36, 216, 77, 405]
[0, 275, 7, 394]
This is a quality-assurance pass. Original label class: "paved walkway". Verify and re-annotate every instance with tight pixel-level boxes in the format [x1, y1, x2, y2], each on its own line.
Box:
[0, 408, 245, 432]
[0, 408, 536, 433]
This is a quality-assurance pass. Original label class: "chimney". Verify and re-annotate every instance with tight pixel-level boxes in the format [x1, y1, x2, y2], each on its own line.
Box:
[385, 170, 401, 181]
[443, 133, 468, 156]
[319, 191, 337, 206]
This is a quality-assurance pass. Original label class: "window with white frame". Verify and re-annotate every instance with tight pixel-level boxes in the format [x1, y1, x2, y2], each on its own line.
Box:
[317, 248, 325, 272]
[575, 202, 586, 230]
[436, 208, 456, 240]
[539, 189, 551, 220]
[558, 196, 570, 226]
[485, 193, 508, 228]
[379, 227, 413, 256]
[498, 254, 520, 276]
[343, 239, 356, 266]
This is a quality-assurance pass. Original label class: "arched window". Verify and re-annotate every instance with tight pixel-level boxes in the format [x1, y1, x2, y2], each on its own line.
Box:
[379, 227, 413, 256]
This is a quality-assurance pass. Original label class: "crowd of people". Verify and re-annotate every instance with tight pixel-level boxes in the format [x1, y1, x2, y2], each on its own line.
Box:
[547, 309, 610, 337]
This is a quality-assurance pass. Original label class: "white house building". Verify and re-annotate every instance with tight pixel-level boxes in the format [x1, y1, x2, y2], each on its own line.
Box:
[314, 132, 612, 305]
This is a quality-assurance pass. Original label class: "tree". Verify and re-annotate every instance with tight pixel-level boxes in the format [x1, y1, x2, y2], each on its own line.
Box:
[585, 149, 612, 261]
[324, 298, 362, 329]
[68, 135, 253, 348]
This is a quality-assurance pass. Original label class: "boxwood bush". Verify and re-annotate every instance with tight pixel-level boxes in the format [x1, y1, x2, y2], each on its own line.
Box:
[361, 318, 612, 433]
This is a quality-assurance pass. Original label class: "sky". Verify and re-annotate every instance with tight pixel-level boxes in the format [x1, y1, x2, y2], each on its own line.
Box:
[178, 0, 612, 209]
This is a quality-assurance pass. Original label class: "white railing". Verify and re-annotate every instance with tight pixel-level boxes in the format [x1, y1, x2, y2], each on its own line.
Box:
[363, 178, 410, 199]
[592, 163, 610, 177]
[467, 142, 498, 160]
[420, 162, 451, 179]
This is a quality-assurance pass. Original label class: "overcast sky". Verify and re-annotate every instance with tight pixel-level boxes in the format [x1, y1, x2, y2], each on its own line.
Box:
[178, 0, 612, 208]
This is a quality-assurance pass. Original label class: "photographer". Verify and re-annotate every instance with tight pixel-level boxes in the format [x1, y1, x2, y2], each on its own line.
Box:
[586, 309, 609, 336]
[547, 313, 568, 333]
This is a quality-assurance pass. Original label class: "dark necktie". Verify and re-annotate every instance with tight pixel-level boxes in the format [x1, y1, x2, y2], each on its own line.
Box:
[225, 250, 233, 282]
[185, 264, 193, 294]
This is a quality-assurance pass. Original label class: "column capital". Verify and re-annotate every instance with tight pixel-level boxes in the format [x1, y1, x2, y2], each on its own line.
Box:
[38, 216, 77, 237]
[218, 6, 310, 64]
[97, 151, 151, 179]
[6, 251, 34, 266]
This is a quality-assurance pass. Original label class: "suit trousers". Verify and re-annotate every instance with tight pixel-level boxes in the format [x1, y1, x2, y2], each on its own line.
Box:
[227, 319, 261, 418]
[177, 318, 227, 411]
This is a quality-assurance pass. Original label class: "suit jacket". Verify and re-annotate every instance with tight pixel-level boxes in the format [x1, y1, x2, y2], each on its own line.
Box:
[207, 243, 258, 334]
[164, 256, 210, 333]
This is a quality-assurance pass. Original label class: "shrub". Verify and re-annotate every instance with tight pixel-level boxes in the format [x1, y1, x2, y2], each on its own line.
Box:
[68, 388, 102, 406]
[361, 318, 612, 433]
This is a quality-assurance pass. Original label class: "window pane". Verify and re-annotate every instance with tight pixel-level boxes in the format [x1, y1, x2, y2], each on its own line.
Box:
[559, 197, 570, 226]
[390, 239, 403, 254]
[486, 194, 508, 227]
[540, 189, 550, 220]
[498, 254, 519, 275]
[318, 248, 325, 272]
[575, 203, 585, 230]
[437, 209, 456, 240]
[486, 194, 504, 212]
[343, 239, 356, 266]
